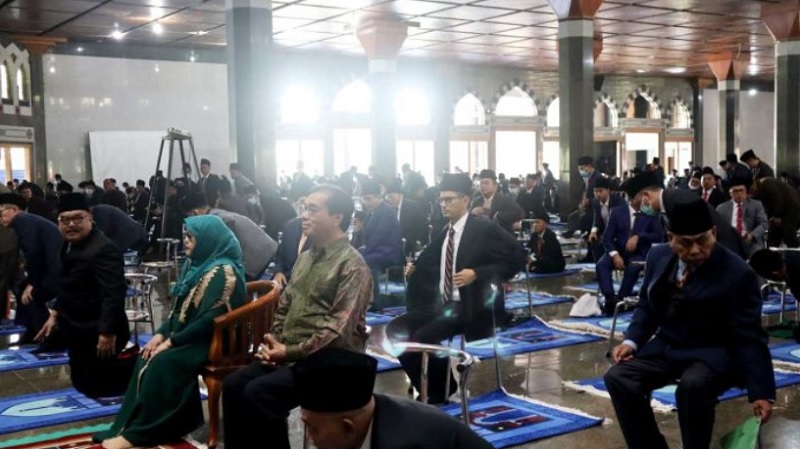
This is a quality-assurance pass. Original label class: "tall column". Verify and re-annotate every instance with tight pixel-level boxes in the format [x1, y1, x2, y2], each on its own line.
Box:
[225, 0, 275, 187]
[762, 1, 800, 176]
[357, 16, 407, 183]
[708, 52, 746, 159]
[549, 0, 604, 214]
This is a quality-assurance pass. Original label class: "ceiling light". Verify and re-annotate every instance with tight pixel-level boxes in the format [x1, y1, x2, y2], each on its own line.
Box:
[152, 22, 163, 34]
[636, 69, 647, 73]
[196, 30, 207, 36]
[111, 30, 125, 40]
[666, 67, 686, 74]
[154, 64, 160, 73]
[189, 52, 197, 62]
[749, 88, 757, 96]
[49, 66, 55, 74]
[76, 47, 83, 53]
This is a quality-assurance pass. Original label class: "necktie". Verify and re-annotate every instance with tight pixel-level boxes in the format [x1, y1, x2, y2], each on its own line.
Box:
[443, 227, 456, 303]
[632, 212, 641, 231]
[702, 190, 709, 202]
[677, 264, 690, 288]
[736, 202, 744, 235]
[601, 203, 610, 225]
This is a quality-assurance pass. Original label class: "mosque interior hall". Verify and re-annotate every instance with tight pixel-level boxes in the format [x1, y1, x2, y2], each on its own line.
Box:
[1, 0, 800, 448]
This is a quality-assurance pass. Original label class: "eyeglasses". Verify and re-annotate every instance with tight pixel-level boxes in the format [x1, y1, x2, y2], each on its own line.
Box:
[438, 196, 462, 205]
[58, 215, 88, 225]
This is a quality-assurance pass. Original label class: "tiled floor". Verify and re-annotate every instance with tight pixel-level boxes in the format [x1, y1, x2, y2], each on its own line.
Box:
[2, 265, 800, 449]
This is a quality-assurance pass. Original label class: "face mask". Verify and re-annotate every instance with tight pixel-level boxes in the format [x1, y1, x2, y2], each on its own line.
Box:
[509, 188, 519, 195]
[689, 184, 700, 190]
[640, 202, 657, 216]
[84, 188, 94, 196]
[247, 197, 258, 205]
[579, 169, 590, 178]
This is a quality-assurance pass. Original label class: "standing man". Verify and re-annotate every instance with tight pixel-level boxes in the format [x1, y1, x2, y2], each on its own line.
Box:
[387, 174, 525, 404]
[604, 198, 774, 449]
[752, 176, 800, 248]
[92, 204, 148, 253]
[36, 193, 133, 398]
[716, 179, 768, 257]
[385, 181, 428, 256]
[0, 193, 63, 347]
[471, 169, 525, 235]
[199, 158, 225, 207]
[222, 184, 373, 449]
[740, 149, 775, 181]
[587, 176, 625, 261]
[229, 163, 255, 197]
[358, 179, 405, 301]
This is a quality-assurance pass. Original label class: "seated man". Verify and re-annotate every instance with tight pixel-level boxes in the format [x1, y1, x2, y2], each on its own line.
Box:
[587, 176, 625, 262]
[294, 347, 492, 449]
[358, 179, 405, 300]
[604, 198, 774, 449]
[526, 211, 566, 274]
[271, 217, 310, 289]
[596, 195, 662, 316]
[386, 174, 525, 404]
[222, 184, 373, 449]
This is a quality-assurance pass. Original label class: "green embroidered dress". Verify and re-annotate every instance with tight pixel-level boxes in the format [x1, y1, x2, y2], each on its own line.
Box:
[94, 215, 246, 446]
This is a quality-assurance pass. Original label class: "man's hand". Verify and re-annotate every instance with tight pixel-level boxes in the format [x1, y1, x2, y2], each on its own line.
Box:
[612, 254, 625, 271]
[149, 338, 172, 359]
[471, 206, 485, 216]
[404, 262, 416, 277]
[625, 235, 639, 253]
[612, 343, 635, 363]
[258, 334, 287, 366]
[745, 233, 755, 244]
[141, 334, 166, 361]
[753, 399, 772, 424]
[454, 269, 477, 288]
[21, 285, 33, 305]
[771, 217, 782, 227]
[97, 334, 116, 358]
[34, 311, 57, 342]
[588, 232, 598, 243]
[273, 272, 287, 288]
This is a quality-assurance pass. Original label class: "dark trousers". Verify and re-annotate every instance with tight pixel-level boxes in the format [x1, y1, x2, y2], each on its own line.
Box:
[13, 287, 52, 344]
[222, 362, 298, 449]
[596, 254, 644, 299]
[0, 249, 17, 320]
[603, 355, 731, 449]
[66, 325, 133, 398]
[768, 220, 800, 249]
[386, 303, 467, 403]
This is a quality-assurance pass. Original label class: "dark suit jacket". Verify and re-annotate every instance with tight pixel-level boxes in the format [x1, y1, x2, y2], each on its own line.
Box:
[260, 194, 298, 241]
[360, 202, 405, 270]
[527, 228, 565, 274]
[199, 173, 225, 207]
[626, 244, 776, 402]
[371, 394, 492, 449]
[407, 214, 525, 340]
[398, 198, 429, 254]
[516, 187, 546, 218]
[697, 187, 728, 208]
[55, 228, 129, 338]
[662, 189, 746, 258]
[472, 193, 525, 234]
[26, 196, 56, 223]
[92, 204, 148, 252]
[272, 218, 310, 280]
[603, 205, 662, 260]
[755, 177, 800, 226]
[754, 161, 775, 181]
[105, 189, 128, 213]
[590, 194, 626, 236]
[132, 190, 150, 222]
[10, 212, 62, 303]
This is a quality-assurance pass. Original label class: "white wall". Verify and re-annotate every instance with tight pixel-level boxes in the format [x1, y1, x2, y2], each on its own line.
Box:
[44, 54, 229, 184]
[740, 89, 775, 169]
[702, 87, 775, 170]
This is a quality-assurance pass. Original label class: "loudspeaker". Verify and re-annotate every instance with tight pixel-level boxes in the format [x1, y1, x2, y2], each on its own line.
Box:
[593, 75, 605, 92]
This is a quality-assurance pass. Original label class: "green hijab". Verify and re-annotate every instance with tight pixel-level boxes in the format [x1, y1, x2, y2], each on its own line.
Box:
[172, 215, 246, 298]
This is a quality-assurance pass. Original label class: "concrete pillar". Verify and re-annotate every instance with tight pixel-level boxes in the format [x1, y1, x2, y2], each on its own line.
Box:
[762, 1, 800, 175]
[708, 52, 746, 160]
[225, 0, 275, 187]
[357, 16, 407, 183]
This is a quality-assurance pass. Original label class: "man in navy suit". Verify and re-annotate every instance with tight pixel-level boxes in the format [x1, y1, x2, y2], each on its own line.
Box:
[387, 174, 525, 404]
[358, 179, 405, 300]
[604, 198, 774, 449]
[272, 217, 310, 288]
[587, 176, 626, 262]
[596, 196, 662, 316]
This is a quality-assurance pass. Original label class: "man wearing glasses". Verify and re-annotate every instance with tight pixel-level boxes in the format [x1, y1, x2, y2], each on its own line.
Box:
[36, 193, 132, 397]
[716, 178, 768, 257]
[386, 173, 525, 404]
[0, 193, 63, 350]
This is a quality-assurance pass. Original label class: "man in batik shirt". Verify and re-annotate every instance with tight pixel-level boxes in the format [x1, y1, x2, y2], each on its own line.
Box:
[222, 184, 373, 449]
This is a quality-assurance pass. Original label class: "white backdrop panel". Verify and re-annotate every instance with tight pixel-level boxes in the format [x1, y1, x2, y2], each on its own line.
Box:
[89, 130, 170, 184]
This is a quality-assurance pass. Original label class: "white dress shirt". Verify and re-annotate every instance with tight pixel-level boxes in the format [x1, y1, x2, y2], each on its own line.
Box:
[359, 419, 373, 449]
[440, 213, 468, 301]
[609, 205, 637, 258]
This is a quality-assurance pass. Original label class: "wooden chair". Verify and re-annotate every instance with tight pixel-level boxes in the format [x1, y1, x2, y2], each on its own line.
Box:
[203, 280, 280, 449]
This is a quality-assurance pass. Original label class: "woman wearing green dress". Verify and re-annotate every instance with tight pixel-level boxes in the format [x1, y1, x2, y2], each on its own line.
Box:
[95, 214, 247, 449]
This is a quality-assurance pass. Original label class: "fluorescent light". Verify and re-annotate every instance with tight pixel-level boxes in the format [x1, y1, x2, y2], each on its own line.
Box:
[111, 30, 125, 40]
[152, 22, 163, 34]
[189, 53, 197, 62]
[196, 30, 207, 36]
[666, 67, 686, 74]
[636, 69, 647, 73]
[749, 88, 757, 96]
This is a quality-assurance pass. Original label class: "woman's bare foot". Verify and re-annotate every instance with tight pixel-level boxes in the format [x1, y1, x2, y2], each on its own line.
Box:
[101, 436, 134, 449]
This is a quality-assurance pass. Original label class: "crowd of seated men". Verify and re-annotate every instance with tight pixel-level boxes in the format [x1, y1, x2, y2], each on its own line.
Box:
[1, 144, 798, 449]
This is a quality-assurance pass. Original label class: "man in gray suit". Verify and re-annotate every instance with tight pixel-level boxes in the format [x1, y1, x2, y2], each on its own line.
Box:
[716, 178, 768, 257]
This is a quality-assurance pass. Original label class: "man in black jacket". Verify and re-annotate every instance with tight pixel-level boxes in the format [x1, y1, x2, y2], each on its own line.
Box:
[92, 204, 148, 253]
[385, 181, 428, 255]
[471, 169, 525, 235]
[295, 347, 492, 449]
[526, 211, 565, 274]
[740, 149, 775, 181]
[387, 174, 525, 404]
[36, 193, 132, 397]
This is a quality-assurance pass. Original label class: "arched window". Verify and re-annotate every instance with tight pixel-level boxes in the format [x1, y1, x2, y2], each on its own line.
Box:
[495, 87, 537, 117]
[332, 79, 371, 114]
[594, 102, 614, 127]
[280, 85, 320, 125]
[16, 67, 28, 102]
[453, 93, 485, 126]
[396, 87, 430, 126]
[670, 102, 690, 128]
[546, 98, 559, 127]
[0, 63, 8, 100]
[627, 94, 661, 119]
